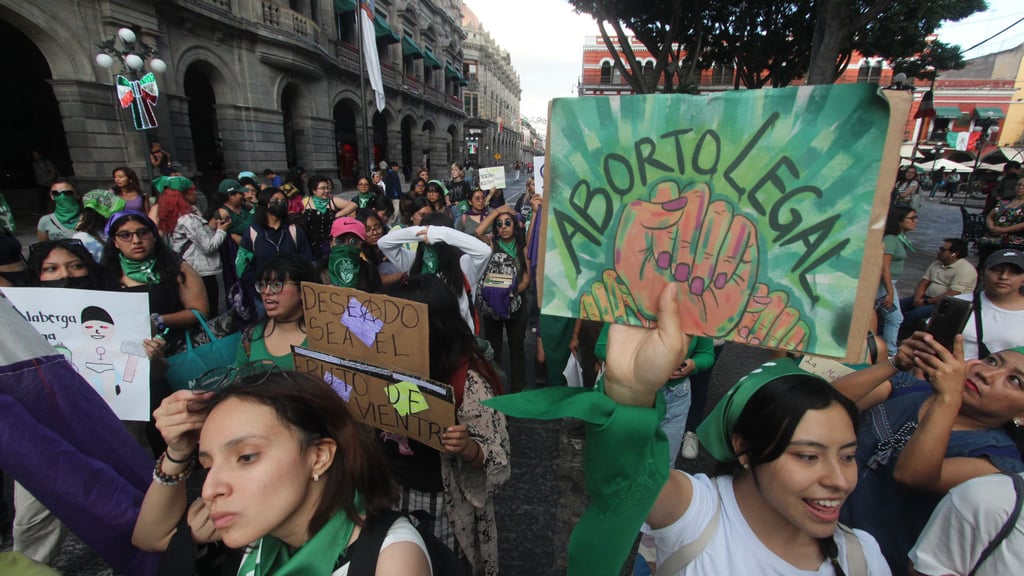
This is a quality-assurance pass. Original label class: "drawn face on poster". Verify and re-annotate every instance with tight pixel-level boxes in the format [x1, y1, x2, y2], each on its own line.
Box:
[542, 84, 904, 358]
[0, 287, 152, 420]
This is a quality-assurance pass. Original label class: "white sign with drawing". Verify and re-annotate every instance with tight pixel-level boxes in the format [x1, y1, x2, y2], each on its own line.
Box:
[1, 287, 152, 421]
[533, 155, 545, 197]
[478, 166, 506, 190]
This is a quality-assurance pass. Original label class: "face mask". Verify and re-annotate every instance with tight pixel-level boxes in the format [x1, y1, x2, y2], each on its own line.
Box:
[39, 276, 93, 289]
[267, 201, 288, 217]
[421, 245, 439, 275]
[53, 195, 81, 228]
[328, 244, 361, 287]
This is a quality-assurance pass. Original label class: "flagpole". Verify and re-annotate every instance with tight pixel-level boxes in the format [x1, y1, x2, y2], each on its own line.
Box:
[356, 5, 371, 177]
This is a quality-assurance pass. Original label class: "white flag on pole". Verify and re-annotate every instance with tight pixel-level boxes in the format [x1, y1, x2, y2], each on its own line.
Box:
[360, 0, 385, 112]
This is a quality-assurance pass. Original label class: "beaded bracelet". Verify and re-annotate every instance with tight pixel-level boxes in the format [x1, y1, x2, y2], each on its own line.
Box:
[153, 451, 195, 486]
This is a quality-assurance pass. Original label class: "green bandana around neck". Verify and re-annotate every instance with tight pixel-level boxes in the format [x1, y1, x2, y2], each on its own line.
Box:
[356, 192, 375, 209]
[53, 195, 81, 229]
[328, 244, 361, 288]
[897, 233, 915, 253]
[236, 509, 356, 576]
[483, 379, 667, 575]
[696, 358, 820, 464]
[421, 245, 439, 275]
[119, 253, 161, 284]
[497, 237, 517, 258]
[311, 195, 330, 214]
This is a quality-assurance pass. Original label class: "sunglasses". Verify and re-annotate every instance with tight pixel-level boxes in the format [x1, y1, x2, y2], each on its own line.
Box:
[28, 238, 85, 260]
[495, 219, 514, 228]
[255, 280, 299, 294]
[188, 361, 281, 391]
[50, 189, 75, 197]
[114, 228, 154, 241]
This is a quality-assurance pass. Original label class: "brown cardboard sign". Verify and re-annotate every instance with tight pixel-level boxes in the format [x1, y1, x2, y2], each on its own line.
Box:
[301, 283, 429, 377]
[292, 346, 455, 452]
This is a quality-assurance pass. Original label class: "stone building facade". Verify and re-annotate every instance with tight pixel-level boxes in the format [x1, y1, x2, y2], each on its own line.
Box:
[0, 0, 467, 194]
[460, 4, 520, 169]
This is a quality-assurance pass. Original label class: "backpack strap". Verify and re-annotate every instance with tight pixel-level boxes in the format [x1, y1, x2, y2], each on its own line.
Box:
[972, 291, 991, 359]
[838, 523, 867, 576]
[656, 476, 722, 574]
[345, 510, 403, 576]
[969, 472, 1024, 576]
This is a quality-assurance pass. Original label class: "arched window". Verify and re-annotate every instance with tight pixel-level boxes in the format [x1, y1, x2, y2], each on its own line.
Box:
[600, 61, 612, 84]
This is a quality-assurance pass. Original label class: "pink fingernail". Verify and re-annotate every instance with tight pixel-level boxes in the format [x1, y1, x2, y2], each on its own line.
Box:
[674, 263, 690, 282]
[749, 337, 761, 345]
[657, 252, 671, 269]
[714, 273, 727, 289]
[689, 277, 705, 295]
[738, 327, 750, 339]
[663, 196, 688, 211]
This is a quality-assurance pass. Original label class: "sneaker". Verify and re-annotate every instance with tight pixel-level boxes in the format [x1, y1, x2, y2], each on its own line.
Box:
[681, 431, 699, 460]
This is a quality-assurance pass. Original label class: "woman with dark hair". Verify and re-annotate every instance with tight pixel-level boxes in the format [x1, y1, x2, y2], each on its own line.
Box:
[378, 211, 491, 333]
[112, 166, 149, 213]
[894, 166, 922, 210]
[237, 253, 316, 369]
[281, 166, 307, 217]
[102, 211, 207, 351]
[371, 191, 396, 228]
[240, 187, 313, 281]
[37, 177, 82, 242]
[354, 208, 404, 289]
[472, 206, 530, 392]
[300, 175, 356, 257]
[133, 370, 430, 575]
[168, 180, 230, 316]
[455, 188, 490, 236]
[388, 275, 509, 574]
[73, 189, 125, 262]
[408, 177, 427, 198]
[489, 287, 888, 574]
[878, 204, 917, 353]
[356, 176, 380, 209]
[424, 181, 450, 219]
[26, 239, 102, 290]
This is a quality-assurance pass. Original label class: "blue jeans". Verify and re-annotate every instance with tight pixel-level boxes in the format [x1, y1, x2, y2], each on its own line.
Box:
[660, 379, 692, 468]
[899, 297, 935, 335]
[877, 281, 903, 353]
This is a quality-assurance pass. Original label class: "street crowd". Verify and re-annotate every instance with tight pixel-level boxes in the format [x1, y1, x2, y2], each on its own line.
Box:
[0, 154, 1023, 576]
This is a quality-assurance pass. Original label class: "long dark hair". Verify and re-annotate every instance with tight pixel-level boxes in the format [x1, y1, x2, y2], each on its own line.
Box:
[196, 371, 398, 534]
[254, 187, 285, 229]
[112, 166, 142, 195]
[100, 213, 183, 290]
[76, 208, 109, 240]
[425, 181, 446, 211]
[256, 253, 317, 337]
[389, 275, 504, 396]
[884, 205, 915, 236]
[26, 240, 102, 287]
[411, 212, 464, 297]
[402, 195, 432, 226]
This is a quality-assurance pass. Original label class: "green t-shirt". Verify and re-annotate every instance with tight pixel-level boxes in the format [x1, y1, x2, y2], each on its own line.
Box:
[236, 323, 307, 370]
[883, 233, 910, 279]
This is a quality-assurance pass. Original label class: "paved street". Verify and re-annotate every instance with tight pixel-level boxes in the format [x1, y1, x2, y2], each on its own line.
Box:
[2, 188, 977, 574]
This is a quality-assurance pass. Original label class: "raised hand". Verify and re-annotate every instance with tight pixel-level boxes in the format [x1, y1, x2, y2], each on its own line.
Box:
[153, 390, 212, 459]
[186, 498, 221, 544]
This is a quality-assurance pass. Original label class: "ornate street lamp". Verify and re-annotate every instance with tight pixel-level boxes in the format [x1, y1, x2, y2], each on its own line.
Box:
[96, 27, 167, 131]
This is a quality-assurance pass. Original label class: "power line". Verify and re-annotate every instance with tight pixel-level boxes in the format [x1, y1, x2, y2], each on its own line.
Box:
[959, 15, 1024, 55]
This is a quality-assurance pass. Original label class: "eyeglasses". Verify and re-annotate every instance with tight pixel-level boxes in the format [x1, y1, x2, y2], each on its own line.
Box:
[366, 225, 384, 234]
[904, 216, 919, 221]
[115, 228, 154, 241]
[188, 361, 281, 391]
[50, 189, 75, 197]
[357, 182, 370, 188]
[255, 280, 299, 294]
[28, 238, 85, 260]
[315, 186, 332, 192]
[495, 219, 514, 228]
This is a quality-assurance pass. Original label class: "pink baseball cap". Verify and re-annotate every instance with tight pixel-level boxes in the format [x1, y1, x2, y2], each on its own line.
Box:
[330, 217, 366, 240]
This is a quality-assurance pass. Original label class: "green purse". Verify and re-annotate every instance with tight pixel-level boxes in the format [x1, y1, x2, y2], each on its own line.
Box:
[165, 310, 241, 390]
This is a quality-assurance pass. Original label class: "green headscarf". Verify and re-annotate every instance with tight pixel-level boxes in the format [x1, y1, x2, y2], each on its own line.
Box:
[83, 189, 126, 218]
[696, 358, 822, 464]
[164, 176, 194, 192]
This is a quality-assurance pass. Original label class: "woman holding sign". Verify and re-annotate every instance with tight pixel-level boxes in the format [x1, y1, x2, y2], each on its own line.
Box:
[388, 275, 509, 576]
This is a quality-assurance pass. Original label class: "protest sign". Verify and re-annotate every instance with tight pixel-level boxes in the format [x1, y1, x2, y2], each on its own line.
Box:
[1, 287, 152, 420]
[293, 346, 455, 451]
[798, 355, 857, 382]
[533, 155, 546, 196]
[301, 283, 429, 376]
[478, 165, 506, 190]
[541, 84, 909, 360]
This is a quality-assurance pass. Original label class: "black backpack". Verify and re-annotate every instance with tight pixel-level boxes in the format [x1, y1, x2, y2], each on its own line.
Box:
[347, 510, 466, 576]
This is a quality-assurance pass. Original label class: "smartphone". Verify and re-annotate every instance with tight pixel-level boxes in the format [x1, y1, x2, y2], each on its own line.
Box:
[924, 298, 974, 351]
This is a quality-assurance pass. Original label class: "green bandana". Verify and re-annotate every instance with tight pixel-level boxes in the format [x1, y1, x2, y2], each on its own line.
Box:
[311, 196, 330, 214]
[152, 176, 169, 195]
[53, 195, 81, 229]
[119, 253, 161, 284]
[696, 358, 819, 464]
[236, 510, 356, 576]
[497, 237, 517, 259]
[421, 245, 439, 275]
[165, 176, 194, 192]
[483, 380, 667, 576]
[83, 189, 126, 218]
[356, 192, 375, 209]
[328, 244, 361, 288]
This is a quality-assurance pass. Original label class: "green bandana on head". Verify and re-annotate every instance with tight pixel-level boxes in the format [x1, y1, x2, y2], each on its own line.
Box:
[83, 189, 126, 219]
[119, 253, 160, 284]
[696, 358, 821, 464]
[152, 176, 170, 195]
[165, 176, 194, 192]
[328, 244, 361, 288]
[421, 245, 439, 275]
[236, 509, 357, 576]
[1005, 346, 1024, 356]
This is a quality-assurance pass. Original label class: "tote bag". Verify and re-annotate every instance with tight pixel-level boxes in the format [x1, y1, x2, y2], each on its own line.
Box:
[165, 310, 241, 390]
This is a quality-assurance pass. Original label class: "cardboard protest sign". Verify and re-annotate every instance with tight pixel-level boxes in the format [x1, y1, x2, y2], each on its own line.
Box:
[478, 166, 507, 190]
[292, 346, 455, 451]
[301, 283, 429, 376]
[1, 287, 152, 420]
[533, 155, 546, 196]
[798, 355, 857, 383]
[541, 84, 909, 360]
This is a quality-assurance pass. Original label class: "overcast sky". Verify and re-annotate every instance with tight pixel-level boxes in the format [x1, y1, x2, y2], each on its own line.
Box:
[464, 0, 1024, 123]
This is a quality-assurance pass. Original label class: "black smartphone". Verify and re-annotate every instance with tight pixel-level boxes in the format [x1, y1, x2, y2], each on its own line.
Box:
[924, 298, 974, 351]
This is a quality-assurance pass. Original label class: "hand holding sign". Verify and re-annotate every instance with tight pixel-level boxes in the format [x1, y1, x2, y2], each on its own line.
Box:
[612, 180, 758, 335]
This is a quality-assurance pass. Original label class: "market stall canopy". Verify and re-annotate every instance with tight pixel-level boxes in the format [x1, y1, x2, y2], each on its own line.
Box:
[900, 157, 974, 173]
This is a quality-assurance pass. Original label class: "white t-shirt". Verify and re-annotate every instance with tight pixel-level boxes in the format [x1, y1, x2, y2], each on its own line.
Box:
[649, 473, 891, 575]
[955, 292, 1024, 360]
[909, 473, 1024, 576]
